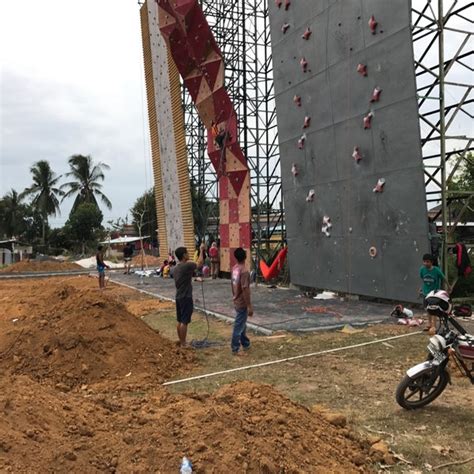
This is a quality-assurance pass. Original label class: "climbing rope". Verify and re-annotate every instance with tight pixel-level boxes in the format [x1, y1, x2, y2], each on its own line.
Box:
[190, 279, 224, 349]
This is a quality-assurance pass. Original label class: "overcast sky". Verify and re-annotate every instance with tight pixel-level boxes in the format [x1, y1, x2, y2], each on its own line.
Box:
[0, 0, 153, 227]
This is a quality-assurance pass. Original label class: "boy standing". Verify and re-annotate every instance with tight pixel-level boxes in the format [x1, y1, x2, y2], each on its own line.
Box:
[172, 247, 197, 346]
[231, 248, 253, 356]
[419, 253, 450, 331]
[96, 245, 110, 290]
[123, 242, 133, 274]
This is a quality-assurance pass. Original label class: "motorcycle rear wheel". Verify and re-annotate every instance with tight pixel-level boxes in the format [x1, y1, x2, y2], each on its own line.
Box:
[396, 368, 448, 410]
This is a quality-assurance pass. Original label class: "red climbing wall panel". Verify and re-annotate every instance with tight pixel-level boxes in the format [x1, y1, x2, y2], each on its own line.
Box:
[157, 0, 251, 272]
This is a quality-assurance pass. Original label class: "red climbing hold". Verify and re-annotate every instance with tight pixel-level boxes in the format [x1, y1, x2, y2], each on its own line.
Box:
[300, 57, 308, 72]
[293, 95, 302, 107]
[291, 163, 298, 176]
[303, 116, 311, 129]
[352, 146, 362, 163]
[370, 86, 382, 102]
[302, 27, 312, 40]
[282, 23, 290, 33]
[285, 0, 291, 11]
[368, 15, 378, 34]
[298, 133, 307, 149]
[275, 0, 282, 8]
[356, 63, 367, 76]
[373, 178, 385, 193]
[363, 112, 373, 129]
[259, 247, 288, 281]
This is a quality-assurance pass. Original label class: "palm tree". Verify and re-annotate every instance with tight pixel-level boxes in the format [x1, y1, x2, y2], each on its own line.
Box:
[61, 154, 112, 214]
[0, 189, 26, 238]
[22, 160, 63, 244]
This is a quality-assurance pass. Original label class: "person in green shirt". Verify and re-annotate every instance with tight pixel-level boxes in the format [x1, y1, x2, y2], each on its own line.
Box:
[419, 253, 450, 332]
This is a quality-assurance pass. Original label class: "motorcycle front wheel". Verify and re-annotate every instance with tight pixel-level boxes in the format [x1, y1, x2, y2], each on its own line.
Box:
[396, 368, 449, 410]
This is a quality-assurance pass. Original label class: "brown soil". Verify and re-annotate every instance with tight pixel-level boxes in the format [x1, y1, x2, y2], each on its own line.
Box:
[131, 254, 163, 267]
[0, 260, 82, 273]
[0, 278, 194, 388]
[0, 376, 375, 473]
[0, 277, 376, 473]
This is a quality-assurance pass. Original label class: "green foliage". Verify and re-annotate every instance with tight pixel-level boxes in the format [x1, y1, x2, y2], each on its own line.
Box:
[191, 180, 218, 241]
[64, 203, 104, 252]
[22, 160, 63, 243]
[0, 189, 27, 238]
[61, 154, 111, 215]
[448, 152, 474, 222]
[130, 188, 157, 239]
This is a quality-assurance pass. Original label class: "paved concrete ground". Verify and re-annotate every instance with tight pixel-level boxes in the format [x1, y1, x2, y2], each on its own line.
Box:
[111, 272, 401, 333]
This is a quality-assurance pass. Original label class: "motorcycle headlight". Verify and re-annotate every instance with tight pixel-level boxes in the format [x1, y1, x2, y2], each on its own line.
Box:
[428, 335, 446, 351]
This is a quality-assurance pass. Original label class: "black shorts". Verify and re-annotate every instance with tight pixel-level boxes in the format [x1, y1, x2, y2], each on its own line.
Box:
[176, 297, 193, 324]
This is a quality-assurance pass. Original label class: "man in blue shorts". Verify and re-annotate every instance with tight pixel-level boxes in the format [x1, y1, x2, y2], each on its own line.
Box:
[96, 245, 110, 290]
[172, 247, 197, 346]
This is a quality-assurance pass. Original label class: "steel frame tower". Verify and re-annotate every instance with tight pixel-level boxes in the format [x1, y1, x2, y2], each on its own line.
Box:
[182, 0, 283, 268]
[412, 0, 473, 276]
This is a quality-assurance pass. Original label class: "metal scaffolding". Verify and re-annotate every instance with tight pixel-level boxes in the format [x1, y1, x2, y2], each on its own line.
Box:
[412, 0, 473, 274]
[182, 0, 283, 267]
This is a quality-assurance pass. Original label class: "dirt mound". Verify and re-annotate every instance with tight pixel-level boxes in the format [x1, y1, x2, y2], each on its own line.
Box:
[1, 260, 82, 273]
[0, 284, 194, 388]
[0, 377, 375, 473]
[131, 254, 163, 267]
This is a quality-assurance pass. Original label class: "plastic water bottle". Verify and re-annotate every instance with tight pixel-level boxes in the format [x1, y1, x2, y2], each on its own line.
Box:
[180, 457, 192, 474]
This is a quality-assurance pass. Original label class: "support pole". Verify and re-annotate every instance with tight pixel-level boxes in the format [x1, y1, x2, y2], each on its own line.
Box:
[438, 0, 448, 279]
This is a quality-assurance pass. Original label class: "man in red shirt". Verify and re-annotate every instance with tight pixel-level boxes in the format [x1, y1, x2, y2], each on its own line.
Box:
[231, 247, 254, 355]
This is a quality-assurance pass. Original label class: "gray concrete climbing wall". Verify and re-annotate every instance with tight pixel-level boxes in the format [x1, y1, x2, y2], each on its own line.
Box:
[270, 0, 429, 303]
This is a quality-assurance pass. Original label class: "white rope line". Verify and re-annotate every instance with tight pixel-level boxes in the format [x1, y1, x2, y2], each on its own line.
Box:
[162, 331, 423, 386]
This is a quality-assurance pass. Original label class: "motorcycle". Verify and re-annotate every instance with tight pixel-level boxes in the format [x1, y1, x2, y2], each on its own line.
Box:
[396, 290, 474, 410]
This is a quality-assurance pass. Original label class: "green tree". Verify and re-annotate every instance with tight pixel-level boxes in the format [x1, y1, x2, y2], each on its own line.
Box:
[448, 152, 474, 222]
[22, 160, 63, 244]
[61, 154, 112, 214]
[130, 188, 157, 240]
[190, 180, 218, 242]
[65, 202, 104, 254]
[0, 189, 27, 238]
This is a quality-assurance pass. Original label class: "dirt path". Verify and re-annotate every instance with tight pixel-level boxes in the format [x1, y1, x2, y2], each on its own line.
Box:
[0, 277, 380, 473]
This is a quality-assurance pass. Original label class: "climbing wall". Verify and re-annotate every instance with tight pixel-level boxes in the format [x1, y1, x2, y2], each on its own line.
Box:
[270, 0, 429, 302]
[157, 0, 251, 272]
[141, 0, 195, 257]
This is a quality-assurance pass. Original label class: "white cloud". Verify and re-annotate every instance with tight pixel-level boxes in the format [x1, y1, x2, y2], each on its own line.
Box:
[0, 0, 154, 226]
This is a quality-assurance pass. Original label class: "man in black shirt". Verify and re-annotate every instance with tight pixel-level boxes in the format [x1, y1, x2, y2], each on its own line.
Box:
[172, 247, 197, 346]
[123, 242, 134, 274]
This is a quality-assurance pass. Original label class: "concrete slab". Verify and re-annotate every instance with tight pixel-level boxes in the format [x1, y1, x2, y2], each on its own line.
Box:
[110, 273, 396, 333]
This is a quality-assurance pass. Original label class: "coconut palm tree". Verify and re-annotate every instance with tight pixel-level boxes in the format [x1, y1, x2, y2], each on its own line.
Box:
[0, 189, 26, 238]
[61, 154, 112, 214]
[22, 160, 63, 244]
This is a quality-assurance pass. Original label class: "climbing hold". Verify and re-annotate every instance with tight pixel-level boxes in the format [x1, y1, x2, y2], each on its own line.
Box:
[363, 112, 373, 129]
[370, 87, 382, 102]
[356, 63, 367, 76]
[291, 163, 299, 176]
[373, 178, 385, 193]
[282, 23, 290, 34]
[302, 27, 312, 40]
[293, 95, 302, 106]
[368, 15, 378, 34]
[306, 189, 315, 202]
[352, 146, 362, 163]
[275, 0, 282, 7]
[298, 133, 307, 149]
[302, 116, 311, 129]
[285, 0, 291, 11]
[322, 216, 332, 237]
[300, 57, 308, 72]
[369, 246, 378, 258]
